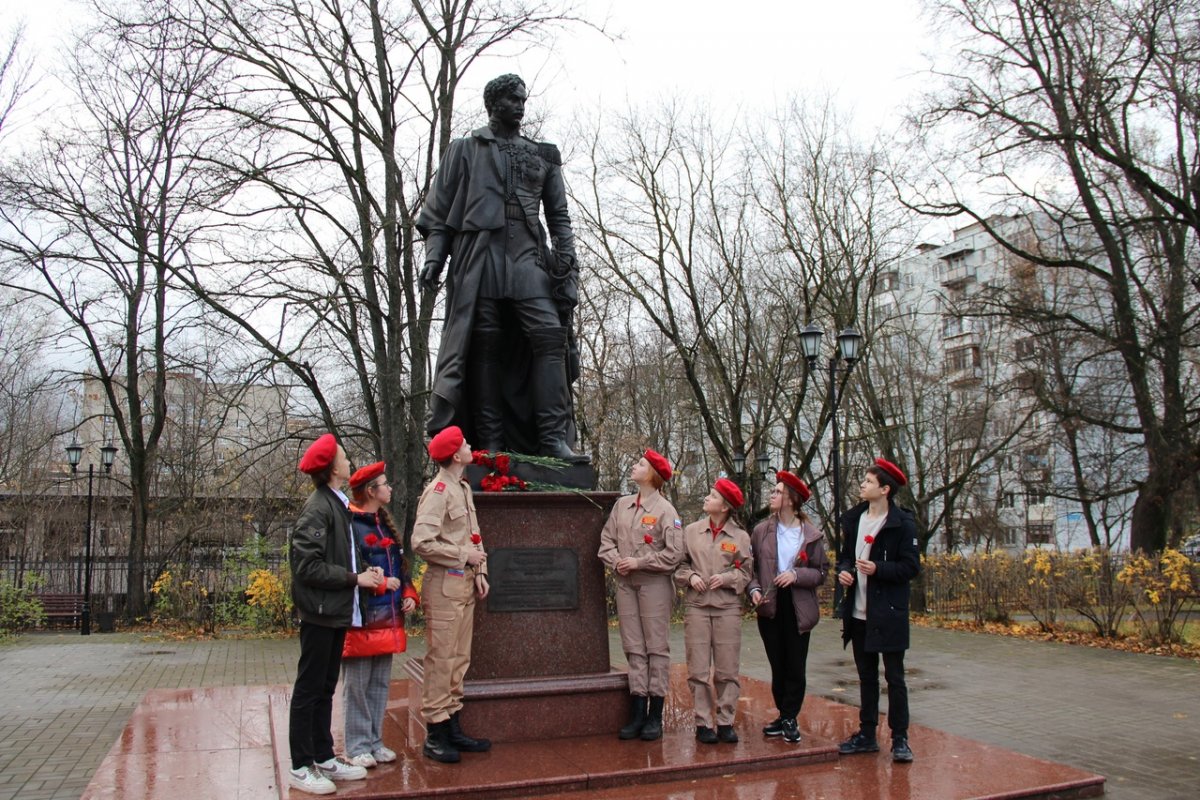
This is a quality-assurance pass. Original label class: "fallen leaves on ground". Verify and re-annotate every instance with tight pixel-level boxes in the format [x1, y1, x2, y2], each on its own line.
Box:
[913, 615, 1200, 662]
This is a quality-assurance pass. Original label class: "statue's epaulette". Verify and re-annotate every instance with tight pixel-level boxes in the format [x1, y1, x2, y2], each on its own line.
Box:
[538, 142, 562, 165]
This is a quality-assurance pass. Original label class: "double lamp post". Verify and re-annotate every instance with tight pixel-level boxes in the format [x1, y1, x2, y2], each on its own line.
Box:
[799, 323, 862, 521]
[66, 439, 118, 636]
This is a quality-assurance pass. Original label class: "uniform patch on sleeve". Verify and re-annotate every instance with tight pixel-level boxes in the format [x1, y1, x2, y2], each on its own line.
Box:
[434, 482, 446, 494]
[673, 518, 682, 529]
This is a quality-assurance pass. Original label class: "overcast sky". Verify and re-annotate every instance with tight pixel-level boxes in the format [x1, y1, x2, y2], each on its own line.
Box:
[15, 0, 937, 127]
[523, 0, 938, 132]
[11, 0, 949, 231]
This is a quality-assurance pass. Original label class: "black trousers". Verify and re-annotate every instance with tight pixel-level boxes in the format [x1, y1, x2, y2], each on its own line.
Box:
[289, 622, 347, 769]
[847, 617, 909, 739]
[755, 588, 812, 720]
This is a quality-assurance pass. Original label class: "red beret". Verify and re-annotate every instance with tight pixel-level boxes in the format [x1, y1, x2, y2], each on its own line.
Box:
[349, 461, 386, 489]
[714, 477, 744, 509]
[428, 425, 465, 461]
[298, 433, 337, 474]
[776, 470, 811, 503]
[874, 457, 908, 487]
[644, 449, 672, 481]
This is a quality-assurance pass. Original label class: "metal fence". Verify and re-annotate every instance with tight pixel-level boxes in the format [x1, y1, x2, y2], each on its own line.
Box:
[2, 551, 288, 620]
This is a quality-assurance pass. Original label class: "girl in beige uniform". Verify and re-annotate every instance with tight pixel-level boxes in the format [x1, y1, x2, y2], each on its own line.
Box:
[412, 425, 491, 764]
[674, 478, 752, 744]
[597, 449, 683, 741]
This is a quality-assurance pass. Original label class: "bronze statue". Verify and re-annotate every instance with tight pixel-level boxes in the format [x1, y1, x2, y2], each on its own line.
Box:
[417, 74, 589, 463]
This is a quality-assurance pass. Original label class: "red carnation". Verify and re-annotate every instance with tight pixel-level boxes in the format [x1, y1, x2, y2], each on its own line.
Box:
[864, 535, 875, 545]
[494, 454, 511, 474]
[471, 533, 482, 545]
[364, 533, 379, 547]
[734, 559, 742, 569]
[799, 550, 808, 562]
[643, 533, 654, 544]
[379, 537, 394, 548]
[472, 450, 494, 468]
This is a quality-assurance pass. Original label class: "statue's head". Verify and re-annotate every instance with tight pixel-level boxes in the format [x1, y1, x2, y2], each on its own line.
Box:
[484, 73, 527, 116]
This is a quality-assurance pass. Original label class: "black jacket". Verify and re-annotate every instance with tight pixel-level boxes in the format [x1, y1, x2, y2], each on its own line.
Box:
[289, 484, 361, 627]
[837, 501, 920, 652]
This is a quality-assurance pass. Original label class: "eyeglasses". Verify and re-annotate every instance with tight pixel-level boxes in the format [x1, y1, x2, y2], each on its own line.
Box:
[368, 480, 391, 490]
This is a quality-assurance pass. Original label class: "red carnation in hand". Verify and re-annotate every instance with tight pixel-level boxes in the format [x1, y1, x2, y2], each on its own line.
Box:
[471, 533, 482, 545]
[734, 559, 742, 569]
[364, 533, 379, 547]
[379, 537, 394, 548]
[643, 533, 654, 544]
[799, 551, 809, 563]
[864, 535, 875, 545]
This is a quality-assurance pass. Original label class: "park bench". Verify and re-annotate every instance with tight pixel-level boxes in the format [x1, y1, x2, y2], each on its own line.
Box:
[36, 593, 84, 628]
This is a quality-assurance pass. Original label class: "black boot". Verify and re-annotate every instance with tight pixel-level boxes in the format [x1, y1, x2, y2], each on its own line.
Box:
[640, 696, 665, 741]
[423, 720, 461, 764]
[618, 695, 647, 740]
[448, 711, 491, 752]
[527, 326, 591, 463]
[469, 327, 506, 451]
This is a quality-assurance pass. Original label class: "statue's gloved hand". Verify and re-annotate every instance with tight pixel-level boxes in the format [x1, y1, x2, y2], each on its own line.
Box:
[419, 261, 443, 294]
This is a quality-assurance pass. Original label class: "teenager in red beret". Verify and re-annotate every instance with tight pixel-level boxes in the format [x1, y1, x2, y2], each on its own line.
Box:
[747, 470, 830, 745]
[411, 426, 491, 763]
[340, 462, 420, 769]
[597, 449, 683, 741]
[836, 458, 920, 763]
[288, 436, 384, 795]
[674, 477, 752, 744]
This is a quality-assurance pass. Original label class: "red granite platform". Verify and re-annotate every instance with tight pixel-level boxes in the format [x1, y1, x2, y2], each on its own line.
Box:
[81, 665, 1103, 800]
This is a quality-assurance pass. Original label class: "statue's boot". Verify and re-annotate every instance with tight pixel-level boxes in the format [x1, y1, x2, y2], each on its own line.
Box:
[469, 327, 506, 452]
[527, 326, 591, 464]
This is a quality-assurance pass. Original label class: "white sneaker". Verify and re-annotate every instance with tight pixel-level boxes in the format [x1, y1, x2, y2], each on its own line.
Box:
[288, 765, 336, 795]
[346, 752, 377, 769]
[372, 746, 397, 763]
[316, 756, 368, 781]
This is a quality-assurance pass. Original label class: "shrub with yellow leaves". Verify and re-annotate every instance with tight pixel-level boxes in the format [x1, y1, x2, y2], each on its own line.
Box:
[1117, 549, 1196, 645]
[150, 564, 211, 630]
[245, 568, 292, 630]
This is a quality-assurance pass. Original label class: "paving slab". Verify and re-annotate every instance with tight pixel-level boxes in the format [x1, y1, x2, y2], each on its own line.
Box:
[1, 622, 1197, 799]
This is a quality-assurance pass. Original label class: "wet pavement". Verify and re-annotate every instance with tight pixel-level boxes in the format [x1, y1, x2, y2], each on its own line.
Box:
[0, 622, 1196, 799]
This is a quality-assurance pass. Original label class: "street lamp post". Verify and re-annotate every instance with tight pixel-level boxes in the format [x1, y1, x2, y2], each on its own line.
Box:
[799, 323, 863, 524]
[800, 323, 861, 615]
[66, 439, 118, 636]
[731, 449, 773, 517]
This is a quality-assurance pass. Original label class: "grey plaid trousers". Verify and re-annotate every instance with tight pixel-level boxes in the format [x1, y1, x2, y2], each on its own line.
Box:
[341, 653, 394, 756]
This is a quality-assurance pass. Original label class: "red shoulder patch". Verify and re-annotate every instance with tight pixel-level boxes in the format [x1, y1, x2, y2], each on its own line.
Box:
[434, 481, 446, 494]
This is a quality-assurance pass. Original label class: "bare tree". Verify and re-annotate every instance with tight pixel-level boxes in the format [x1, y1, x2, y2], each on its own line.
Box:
[911, 0, 1200, 550]
[0, 23, 30, 140]
[0, 2, 235, 615]
[571, 98, 913, 530]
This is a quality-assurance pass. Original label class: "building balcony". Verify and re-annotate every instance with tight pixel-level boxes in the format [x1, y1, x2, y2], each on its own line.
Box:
[941, 263, 977, 288]
[946, 364, 984, 386]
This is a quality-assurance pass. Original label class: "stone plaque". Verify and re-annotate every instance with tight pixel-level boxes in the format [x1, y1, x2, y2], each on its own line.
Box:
[487, 547, 578, 613]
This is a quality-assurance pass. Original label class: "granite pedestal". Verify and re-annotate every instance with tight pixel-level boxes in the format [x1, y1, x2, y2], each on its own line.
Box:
[406, 491, 626, 742]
